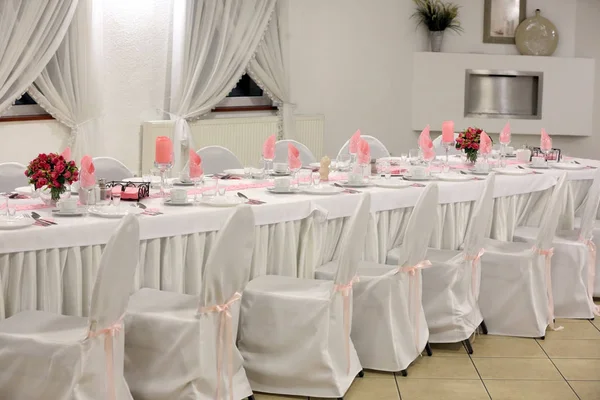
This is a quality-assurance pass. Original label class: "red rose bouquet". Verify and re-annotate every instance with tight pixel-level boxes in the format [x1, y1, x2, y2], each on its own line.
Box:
[455, 127, 490, 163]
[25, 153, 79, 201]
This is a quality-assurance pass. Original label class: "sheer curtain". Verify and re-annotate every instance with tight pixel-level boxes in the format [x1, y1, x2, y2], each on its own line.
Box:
[0, 0, 79, 115]
[247, 0, 295, 140]
[169, 0, 277, 170]
[28, 0, 103, 161]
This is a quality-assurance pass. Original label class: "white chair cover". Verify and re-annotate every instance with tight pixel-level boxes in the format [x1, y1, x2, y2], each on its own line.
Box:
[124, 206, 255, 400]
[337, 135, 391, 159]
[93, 157, 133, 182]
[196, 146, 243, 175]
[0, 214, 140, 400]
[238, 195, 370, 397]
[432, 133, 461, 156]
[513, 168, 600, 318]
[0, 162, 28, 192]
[479, 173, 569, 337]
[274, 139, 316, 165]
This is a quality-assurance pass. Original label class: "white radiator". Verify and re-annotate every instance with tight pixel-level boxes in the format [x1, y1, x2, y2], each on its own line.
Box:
[140, 114, 324, 174]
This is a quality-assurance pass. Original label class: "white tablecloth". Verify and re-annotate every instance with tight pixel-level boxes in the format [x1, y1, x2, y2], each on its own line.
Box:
[1, 161, 598, 319]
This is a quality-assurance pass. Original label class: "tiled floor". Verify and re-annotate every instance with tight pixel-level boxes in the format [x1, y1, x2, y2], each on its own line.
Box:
[253, 314, 600, 399]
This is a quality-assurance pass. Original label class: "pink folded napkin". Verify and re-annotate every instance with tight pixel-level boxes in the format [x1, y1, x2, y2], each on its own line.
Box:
[288, 143, 302, 170]
[441, 121, 454, 143]
[540, 128, 552, 151]
[189, 150, 203, 178]
[263, 135, 276, 160]
[349, 129, 361, 154]
[480, 131, 492, 155]
[80, 155, 96, 188]
[357, 139, 371, 164]
[61, 147, 71, 161]
[418, 125, 432, 149]
[500, 122, 511, 145]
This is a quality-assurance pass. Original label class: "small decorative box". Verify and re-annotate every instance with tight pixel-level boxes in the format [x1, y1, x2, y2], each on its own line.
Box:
[107, 181, 150, 201]
[530, 147, 561, 162]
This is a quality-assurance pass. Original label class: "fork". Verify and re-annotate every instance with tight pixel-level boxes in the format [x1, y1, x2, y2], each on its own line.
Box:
[333, 183, 361, 194]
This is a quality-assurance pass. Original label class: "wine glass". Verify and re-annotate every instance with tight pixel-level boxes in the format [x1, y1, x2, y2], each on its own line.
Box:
[191, 174, 204, 203]
[311, 172, 321, 187]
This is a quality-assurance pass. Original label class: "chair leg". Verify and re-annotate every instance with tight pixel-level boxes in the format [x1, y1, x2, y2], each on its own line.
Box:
[247, 396, 255, 400]
[479, 320, 488, 335]
[462, 339, 474, 355]
[539, 336, 545, 340]
[425, 341, 433, 356]
[357, 369, 365, 378]
[399, 369, 408, 377]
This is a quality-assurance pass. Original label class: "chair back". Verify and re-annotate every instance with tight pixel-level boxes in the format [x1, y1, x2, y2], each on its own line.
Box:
[274, 139, 316, 165]
[579, 167, 600, 240]
[197, 146, 243, 175]
[536, 173, 569, 250]
[200, 206, 255, 307]
[92, 157, 132, 181]
[433, 133, 461, 156]
[334, 193, 371, 285]
[398, 184, 439, 267]
[0, 162, 28, 192]
[337, 135, 390, 159]
[463, 173, 496, 254]
[89, 214, 140, 329]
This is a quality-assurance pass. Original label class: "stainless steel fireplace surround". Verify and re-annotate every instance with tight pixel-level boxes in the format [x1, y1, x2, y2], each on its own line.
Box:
[464, 69, 543, 120]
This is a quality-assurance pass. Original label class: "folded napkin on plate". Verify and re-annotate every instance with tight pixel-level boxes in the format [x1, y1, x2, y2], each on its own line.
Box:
[419, 126, 435, 161]
[288, 143, 302, 170]
[189, 149, 203, 178]
[500, 122, 511, 145]
[80, 155, 96, 188]
[61, 147, 71, 161]
[263, 134, 276, 160]
[480, 130, 492, 155]
[357, 138, 370, 164]
[541, 128, 552, 151]
[349, 129, 361, 154]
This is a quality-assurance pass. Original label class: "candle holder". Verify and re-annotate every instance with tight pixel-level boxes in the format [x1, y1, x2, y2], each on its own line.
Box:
[154, 161, 173, 198]
[442, 141, 455, 170]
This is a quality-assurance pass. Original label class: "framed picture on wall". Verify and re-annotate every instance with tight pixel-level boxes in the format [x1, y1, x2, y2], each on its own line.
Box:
[483, 0, 527, 44]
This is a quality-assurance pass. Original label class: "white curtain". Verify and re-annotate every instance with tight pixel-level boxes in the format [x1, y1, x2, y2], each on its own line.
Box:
[0, 0, 79, 115]
[247, 0, 295, 140]
[169, 0, 277, 170]
[28, 0, 103, 162]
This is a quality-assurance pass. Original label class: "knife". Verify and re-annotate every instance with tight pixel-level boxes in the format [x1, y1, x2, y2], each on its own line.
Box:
[333, 182, 361, 194]
[31, 211, 56, 225]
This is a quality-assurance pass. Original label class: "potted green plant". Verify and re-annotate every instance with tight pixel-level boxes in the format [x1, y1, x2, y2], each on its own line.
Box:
[412, 0, 463, 52]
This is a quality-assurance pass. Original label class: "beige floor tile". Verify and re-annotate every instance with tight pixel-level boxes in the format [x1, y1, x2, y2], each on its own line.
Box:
[540, 339, 600, 358]
[592, 318, 600, 330]
[403, 356, 479, 380]
[254, 393, 306, 400]
[311, 375, 400, 400]
[361, 369, 396, 379]
[484, 380, 578, 400]
[470, 336, 546, 358]
[473, 358, 562, 380]
[428, 342, 469, 357]
[553, 359, 600, 380]
[544, 320, 600, 340]
[397, 379, 489, 400]
[568, 380, 600, 400]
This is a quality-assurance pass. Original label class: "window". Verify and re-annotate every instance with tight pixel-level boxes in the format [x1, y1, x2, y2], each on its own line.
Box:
[0, 92, 52, 122]
[213, 74, 275, 112]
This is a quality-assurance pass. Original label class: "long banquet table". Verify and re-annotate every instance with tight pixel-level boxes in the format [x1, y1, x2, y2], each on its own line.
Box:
[0, 158, 598, 319]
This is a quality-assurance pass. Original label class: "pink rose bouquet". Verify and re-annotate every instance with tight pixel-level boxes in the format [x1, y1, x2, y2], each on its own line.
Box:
[25, 153, 79, 201]
[455, 127, 491, 163]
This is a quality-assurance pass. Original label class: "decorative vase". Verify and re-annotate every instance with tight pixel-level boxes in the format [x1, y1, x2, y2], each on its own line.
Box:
[429, 30, 445, 52]
[515, 9, 559, 56]
[465, 151, 478, 164]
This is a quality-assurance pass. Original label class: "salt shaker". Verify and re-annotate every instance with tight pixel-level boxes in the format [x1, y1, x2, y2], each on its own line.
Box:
[99, 179, 109, 201]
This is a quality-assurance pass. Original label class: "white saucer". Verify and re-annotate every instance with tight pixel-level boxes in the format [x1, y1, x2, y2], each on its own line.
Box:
[0, 215, 35, 230]
[199, 196, 244, 207]
[302, 186, 344, 195]
[402, 175, 432, 181]
[52, 208, 86, 216]
[14, 186, 34, 196]
[172, 180, 195, 186]
[223, 168, 263, 177]
[88, 205, 144, 218]
[339, 181, 370, 188]
[164, 199, 194, 206]
[436, 173, 473, 182]
[373, 179, 412, 189]
[267, 187, 300, 194]
[468, 169, 490, 176]
[493, 168, 531, 176]
[550, 163, 587, 170]
[271, 171, 291, 177]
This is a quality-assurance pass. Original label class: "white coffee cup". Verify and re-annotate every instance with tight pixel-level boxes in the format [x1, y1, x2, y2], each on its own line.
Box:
[516, 149, 531, 163]
[531, 156, 546, 167]
[348, 172, 364, 184]
[58, 197, 78, 213]
[506, 146, 515, 155]
[410, 166, 427, 179]
[274, 177, 291, 190]
[170, 188, 188, 203]
[475, 161, 490, 173]
[273, 163, 288, 174]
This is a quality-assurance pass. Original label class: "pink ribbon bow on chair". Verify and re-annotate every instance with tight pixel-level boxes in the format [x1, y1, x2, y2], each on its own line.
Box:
[533, 247, 563, 331]
[333, 276, 360, 374]
[87, 314, 125, 400]
[580, 236, 600, 316]
[199, 292, 242, 400]
[465, 249, 485, 300]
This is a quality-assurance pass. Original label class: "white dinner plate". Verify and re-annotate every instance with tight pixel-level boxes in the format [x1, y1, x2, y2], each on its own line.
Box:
[52, 208, 86, 217]
[339, 181, 371, 188]
[14, 186, 34, 196]
[0, 215, 35, 230]
[436, 173, 473, 182]
[550, 163, 587, 170]
[468, 169, 490, 176]
[88, 205, 144, 218]
[302, 186, 344, 195]
[199, 196, 244, 207]
[373, 179, 412, 189]
[309, 161, 338, 170]
[222, 169, 246, 177]
[402, 175, 432, 181]
[172, 180, 195, 186]
[267, 187, 301, 194]
[123, 176, 161, 184]
[377, 157, 404, 164]
[529, 164, 549, 169]
[271, 171, 291, 177]
[164, 199, 194, 206]
[493, 167, 531, 176]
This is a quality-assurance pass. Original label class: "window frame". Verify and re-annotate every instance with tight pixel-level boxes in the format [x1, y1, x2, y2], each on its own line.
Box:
[0, 93, 52, 122]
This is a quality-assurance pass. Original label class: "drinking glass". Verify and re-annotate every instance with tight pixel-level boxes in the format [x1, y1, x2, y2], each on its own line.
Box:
[216, 179, 226, 196]
[111, 192, 121, 208]
[299, 169, 311, 187]
[244, 166, 253, 179]
[377, 160, 391, 179]
[311, 172, 321, 187]
[409, 148, 420, 165]
[291, 167, 301, 189]
[202, 178, 217, 198]
[192, 175, 204, 203]
[6, 199, 15, 219]
[336, 154, 351, 172]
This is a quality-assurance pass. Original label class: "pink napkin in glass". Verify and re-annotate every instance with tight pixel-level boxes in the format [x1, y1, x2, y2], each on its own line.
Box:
[61, 147, 71, 161]
[500, 122, 511, 145]
[80, 155, 96, 188]
[288, 143, 302, 170]
[540, 128, 552, 151]
[189, 149, 203, 178]
[357, 139, 371, 164]
[480, 131, 492, 155]
[418, 125, 433, 150]
[349, 129, 361, 154]
[263, 135, 276, 160]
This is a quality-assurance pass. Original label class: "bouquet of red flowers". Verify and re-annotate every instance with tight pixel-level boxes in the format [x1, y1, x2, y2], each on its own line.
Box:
[455, 127, 490, 163]
[25, 153, 79, 201]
